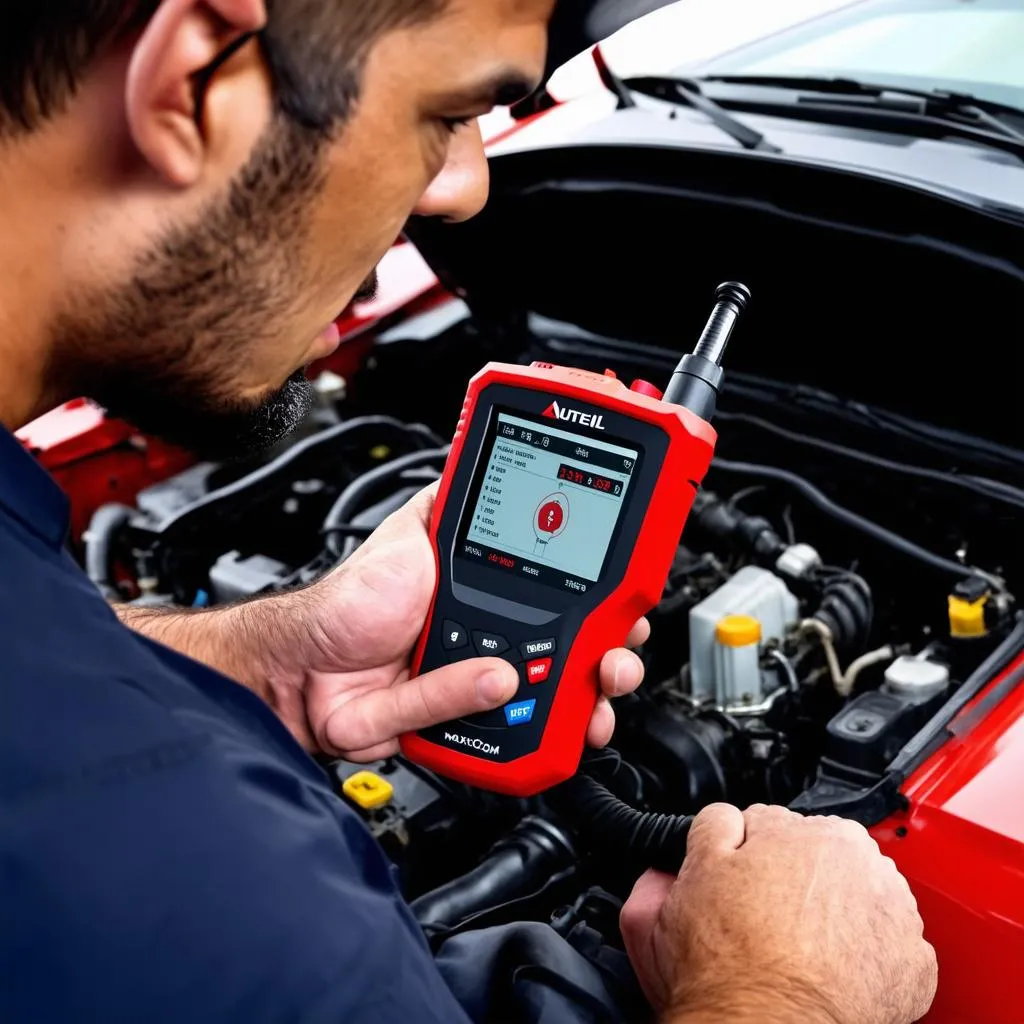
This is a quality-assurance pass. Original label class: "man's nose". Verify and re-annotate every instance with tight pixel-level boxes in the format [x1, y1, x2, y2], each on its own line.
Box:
[414, 120, 490, 222]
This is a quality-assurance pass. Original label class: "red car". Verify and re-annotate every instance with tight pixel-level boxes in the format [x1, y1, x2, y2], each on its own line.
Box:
[19, 1, 1024, 1020]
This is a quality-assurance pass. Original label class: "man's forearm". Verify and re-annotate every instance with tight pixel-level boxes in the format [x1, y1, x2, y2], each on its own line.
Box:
[115, 597, 302, 701]
[117, 593, 323, 750]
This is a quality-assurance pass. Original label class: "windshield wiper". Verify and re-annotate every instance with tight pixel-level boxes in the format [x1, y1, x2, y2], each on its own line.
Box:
[702, 74, 1024, 145]
[598, 57, 782, 154]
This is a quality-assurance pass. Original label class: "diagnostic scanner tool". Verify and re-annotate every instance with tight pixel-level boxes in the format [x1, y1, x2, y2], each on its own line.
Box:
[400, 283, 750, 796]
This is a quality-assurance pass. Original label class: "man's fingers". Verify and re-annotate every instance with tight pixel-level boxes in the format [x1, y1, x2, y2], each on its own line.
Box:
[324, 657, 517, 752]
[911, 941, 939, 1021]
[683, 803, 746, 864]
[599, 647, 644, 698]
[625, 617, 651, 649]
[621, 869, 676, 938]
[620, 869, 676, 1010]
[586, 695, 615, 748]
[338, 739, 401, 763]
[371, 479, 440, 539]
[741, 803, 804, 841]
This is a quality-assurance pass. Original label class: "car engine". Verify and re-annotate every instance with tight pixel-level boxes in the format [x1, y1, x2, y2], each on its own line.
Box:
[79, 305, 1023, 957]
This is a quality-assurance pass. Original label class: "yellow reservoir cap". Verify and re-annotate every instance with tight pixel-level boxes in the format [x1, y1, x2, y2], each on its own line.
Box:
[715, 614, 762, 647]
[342, 771, 394, 810]
[948, 595, 988, 638]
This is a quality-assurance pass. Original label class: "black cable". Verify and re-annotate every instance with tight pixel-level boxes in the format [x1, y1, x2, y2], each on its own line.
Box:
[153, 416, 444, 534]
[323, 448, 449, 557]
[710, 458, 1003, 587]
[319, 523, 376, 539]
[545, 774, 693, 875]
[723, 374, 1024, 473]
[716, 409, 1024, 510]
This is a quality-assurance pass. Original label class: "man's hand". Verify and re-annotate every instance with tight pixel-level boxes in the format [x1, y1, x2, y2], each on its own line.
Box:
[620, 804, 937, 1024]
[123, 484, 647, 758]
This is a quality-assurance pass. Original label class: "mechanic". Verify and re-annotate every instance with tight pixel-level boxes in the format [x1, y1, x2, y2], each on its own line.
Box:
[0, 2, 937, 1022]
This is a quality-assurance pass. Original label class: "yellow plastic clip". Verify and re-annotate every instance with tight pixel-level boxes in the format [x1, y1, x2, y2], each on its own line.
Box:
[948, 595, 988, 638]
[342, 771, 394, 810]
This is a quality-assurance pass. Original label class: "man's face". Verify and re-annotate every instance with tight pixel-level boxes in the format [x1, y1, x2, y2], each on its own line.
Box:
[56, 0, 551, 458]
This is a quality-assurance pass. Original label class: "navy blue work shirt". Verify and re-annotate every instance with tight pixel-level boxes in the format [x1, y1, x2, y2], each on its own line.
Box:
[0, 426, 472, 1023]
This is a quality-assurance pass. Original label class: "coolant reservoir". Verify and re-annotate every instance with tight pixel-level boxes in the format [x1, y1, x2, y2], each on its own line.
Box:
[712, 615, 762, 707]
[689, 565, 799, 703]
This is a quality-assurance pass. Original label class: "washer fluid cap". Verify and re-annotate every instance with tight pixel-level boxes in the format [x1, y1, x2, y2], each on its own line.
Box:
[883, 656, 950, 699]
[715, 615, 762, 647]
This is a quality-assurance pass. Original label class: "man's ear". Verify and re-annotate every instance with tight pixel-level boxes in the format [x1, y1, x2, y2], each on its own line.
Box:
[126, 0, 268, 188]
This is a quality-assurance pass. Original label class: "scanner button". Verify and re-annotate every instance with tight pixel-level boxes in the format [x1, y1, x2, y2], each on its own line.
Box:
[442, 620, 469, 650]
[473, 631, 510, 657]
[526, 658, 552, 684]
[504, 699, 536, 726]
[521, 638, 556, 659]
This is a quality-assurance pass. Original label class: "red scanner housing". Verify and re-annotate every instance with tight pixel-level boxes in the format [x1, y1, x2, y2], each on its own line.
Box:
[400, 361, 717, 796]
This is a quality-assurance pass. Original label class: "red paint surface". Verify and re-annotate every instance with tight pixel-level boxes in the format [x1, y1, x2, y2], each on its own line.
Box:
[16, 400, 194, 545]
[872, 653, 1024, 1022]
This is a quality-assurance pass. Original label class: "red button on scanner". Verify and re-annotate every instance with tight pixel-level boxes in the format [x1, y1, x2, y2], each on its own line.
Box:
[630, 379, 664, 400]
[526, 658, 552, 684]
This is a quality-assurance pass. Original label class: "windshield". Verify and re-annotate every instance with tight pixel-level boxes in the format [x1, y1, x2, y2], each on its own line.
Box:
[682, 0, 1024, 110]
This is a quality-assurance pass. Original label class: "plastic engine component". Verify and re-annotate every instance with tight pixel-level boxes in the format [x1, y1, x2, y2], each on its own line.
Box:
[209, 550, 291, 603]
[689, 565, 798, 702]
[883, 656, 951, 703]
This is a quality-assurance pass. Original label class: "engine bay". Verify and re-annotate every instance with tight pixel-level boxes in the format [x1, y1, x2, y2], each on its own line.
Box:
[80, 299, 1023, 950]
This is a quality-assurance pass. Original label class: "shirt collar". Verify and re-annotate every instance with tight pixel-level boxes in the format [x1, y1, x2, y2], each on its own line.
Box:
[0, 425, 71, 549]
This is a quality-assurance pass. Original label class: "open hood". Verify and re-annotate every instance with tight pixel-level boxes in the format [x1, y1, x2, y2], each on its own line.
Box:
[544, 0, 680, 81]
[407, 137, 1023, 449]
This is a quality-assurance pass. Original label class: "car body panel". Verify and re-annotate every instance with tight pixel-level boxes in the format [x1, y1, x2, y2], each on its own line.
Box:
[873, 653, 1024, 1022]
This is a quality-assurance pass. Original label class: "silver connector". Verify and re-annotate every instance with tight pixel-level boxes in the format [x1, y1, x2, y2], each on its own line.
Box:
[692, 282, 751, 365]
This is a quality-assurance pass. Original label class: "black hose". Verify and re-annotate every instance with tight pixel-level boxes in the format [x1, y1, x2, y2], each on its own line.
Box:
[690, 489, 786, 564]
[545, 774, 693, 875]
[715, 410, 1024, 510]
[410, 817, 575, 939]
[323, 448, 448, 557]
[83, 503, 135, 599]
[710, 458, 1003, 587]
[813, 571, 874, 653]
[153, 416, 443, 534]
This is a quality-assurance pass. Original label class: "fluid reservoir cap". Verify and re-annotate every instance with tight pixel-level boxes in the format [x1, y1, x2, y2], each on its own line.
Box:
[715, 614, 762, 647]
[342, 770, 394, 810]
[883, 656, 950, 700]
[948, 594, 988, 638]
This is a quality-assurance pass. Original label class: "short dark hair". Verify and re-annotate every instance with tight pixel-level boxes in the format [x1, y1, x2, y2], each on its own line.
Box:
[0, 0, 446, 138]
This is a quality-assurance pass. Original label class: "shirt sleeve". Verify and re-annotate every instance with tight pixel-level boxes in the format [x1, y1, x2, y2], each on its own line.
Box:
[4, 732, 472, 1024]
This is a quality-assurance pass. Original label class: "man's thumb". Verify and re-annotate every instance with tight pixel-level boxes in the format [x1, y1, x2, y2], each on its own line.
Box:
[683, 803, 745, 865]
[325, 657, 518, 753]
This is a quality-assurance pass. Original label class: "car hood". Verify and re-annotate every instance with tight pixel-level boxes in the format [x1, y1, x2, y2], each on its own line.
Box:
[407, 103, 1024, 450]
[489, 99, 1024, 219]
[544, 0, 680, 81]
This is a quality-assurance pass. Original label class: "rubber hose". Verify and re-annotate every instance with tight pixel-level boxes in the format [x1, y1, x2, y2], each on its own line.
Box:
[814, 572, 874, 653]
[83, 503, 135, 599]
[690, 489, 786, 563]
[323, 448, 449, 557]
[410, 817, 574, 937]
[546, 774, 693, 875]
[711, 459, 1001, 587]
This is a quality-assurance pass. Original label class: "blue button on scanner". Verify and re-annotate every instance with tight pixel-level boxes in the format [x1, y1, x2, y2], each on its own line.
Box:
[504, 699, 536, 726]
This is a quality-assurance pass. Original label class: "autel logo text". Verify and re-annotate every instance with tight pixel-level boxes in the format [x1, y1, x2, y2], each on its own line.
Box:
[542, 400, 605, 430]
[444, 732, 501, 755]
